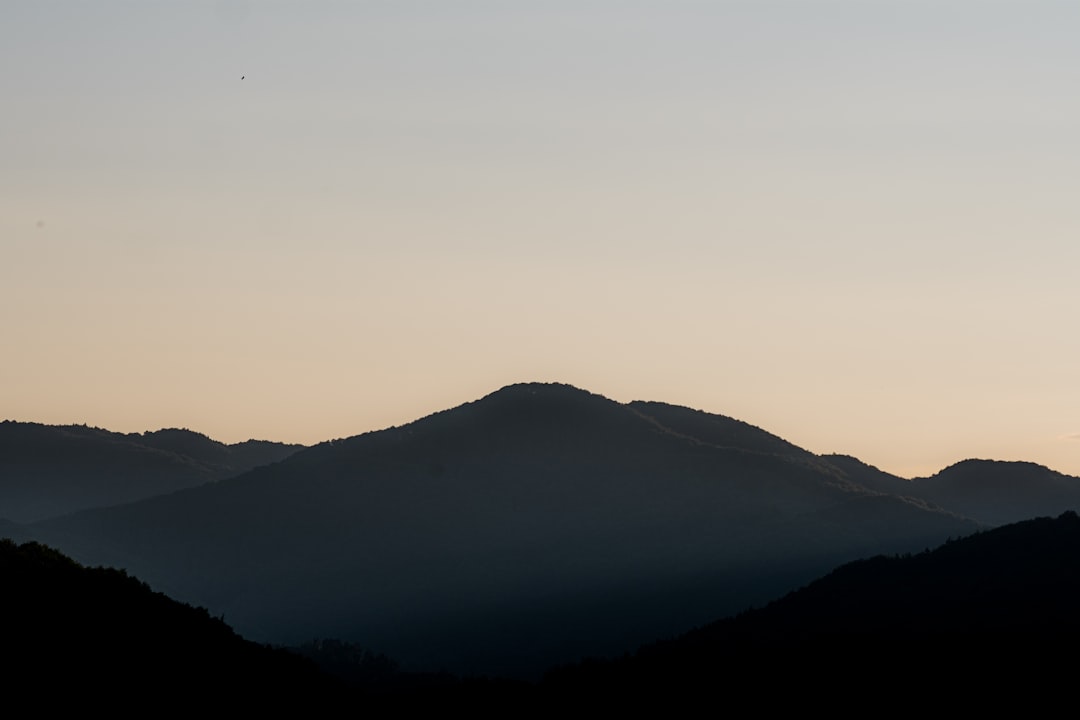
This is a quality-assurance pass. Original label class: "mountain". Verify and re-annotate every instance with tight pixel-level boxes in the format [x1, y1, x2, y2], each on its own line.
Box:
[26, 383, 977, 677]
[820, 454, 1080, 527]
[544, 511, 1080, 708]
[0, 538, 335, 705]
[908, 458, 1080, 526]
[0, 420, 303, 522]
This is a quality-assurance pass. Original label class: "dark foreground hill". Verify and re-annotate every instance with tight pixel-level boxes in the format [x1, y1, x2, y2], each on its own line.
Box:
[28, 383, 978, 677]
[544, 511, 1080, 709]
[0, 421, 303, 522]
[0, 538, 336, 706]
[11, 510, 1077, 712]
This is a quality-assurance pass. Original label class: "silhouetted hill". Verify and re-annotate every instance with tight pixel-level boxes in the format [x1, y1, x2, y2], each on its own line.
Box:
[909, 459, 1080, 525]
[820, 455, 1080, 526]
[0, 420, 303, 522]
[28, 383, 977, 677]
[0, 538, 336, 705]
[544, 511, 1080, 708]
[134, 427, 237, 465]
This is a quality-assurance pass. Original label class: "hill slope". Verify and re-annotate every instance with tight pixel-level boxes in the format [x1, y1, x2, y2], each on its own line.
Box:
[908, 458, 1080, 525]
[0, 420, 302, 522]
[545, 511, 1080, 708]
[1, 538, 334, 704]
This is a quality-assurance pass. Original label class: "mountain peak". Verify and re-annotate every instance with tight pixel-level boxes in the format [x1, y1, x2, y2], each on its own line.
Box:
[480, 382, 604, 400]
[911, 458, 1080, 526]
[460, 382, 622, 422]
[941, 458, 1052, 473]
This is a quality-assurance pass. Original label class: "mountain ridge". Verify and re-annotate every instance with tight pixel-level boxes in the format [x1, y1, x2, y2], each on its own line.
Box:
[0, 420, 303, 522]
[23, 382, 981, 676]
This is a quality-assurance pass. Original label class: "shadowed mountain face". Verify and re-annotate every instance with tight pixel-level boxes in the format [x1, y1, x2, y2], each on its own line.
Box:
[28, 383, 977, 677]
[544, 511, 1080, 708]
[909, 459, 1080, 526]
[0, 421, 303, 522]
[818, 453, 912, 494]
[821, 454, 1080, 526]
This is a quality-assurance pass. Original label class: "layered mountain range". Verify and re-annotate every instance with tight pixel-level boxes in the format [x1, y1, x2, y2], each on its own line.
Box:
[4, 383, 1079, 676]
[543, 510, 1080, 710]
[0, 421, 303, 522]
[9, 511, 1080, 708]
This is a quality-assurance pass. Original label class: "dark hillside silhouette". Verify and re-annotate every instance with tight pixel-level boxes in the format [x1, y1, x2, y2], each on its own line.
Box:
[910, 458, 1080, 525]
[0, 538, 336, 705]
[544, 511, 1080, 710]
[820, 454, 1080, 525]
[0, 420, 302, 522]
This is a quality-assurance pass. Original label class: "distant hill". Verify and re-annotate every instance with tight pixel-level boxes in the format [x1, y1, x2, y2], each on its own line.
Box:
[820, 454, 1080, 526]
[0, 420, 303, 522]
[27, 383, 978, 677]
[908, 458, 1080, 525]
[0, 538, 334, 704]
[544, 511, 1080, 707]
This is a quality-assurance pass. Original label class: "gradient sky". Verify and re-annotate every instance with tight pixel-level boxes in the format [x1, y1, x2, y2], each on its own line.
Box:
[4, 1, 1079, 478]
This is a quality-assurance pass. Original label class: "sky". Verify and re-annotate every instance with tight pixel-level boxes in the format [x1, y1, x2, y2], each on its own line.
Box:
[3, 1, 1079, 478]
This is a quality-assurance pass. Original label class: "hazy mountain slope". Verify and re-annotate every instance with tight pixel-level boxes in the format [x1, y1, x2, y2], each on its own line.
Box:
[818, 453, 913, 495]
[135, 428, 301, 471]
[821, 454, 1080, 526]
[628, 401, 817, 461]
[0, 420, 303, 522]
[545, 511, 1080, 707]
[908, 459, 1080, 525]
[0, 517, 30, 543]
[28, 383, 977, 677]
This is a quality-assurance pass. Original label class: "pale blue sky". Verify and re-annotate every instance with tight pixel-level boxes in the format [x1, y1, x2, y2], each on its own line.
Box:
[4, 1, 1080, 477]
